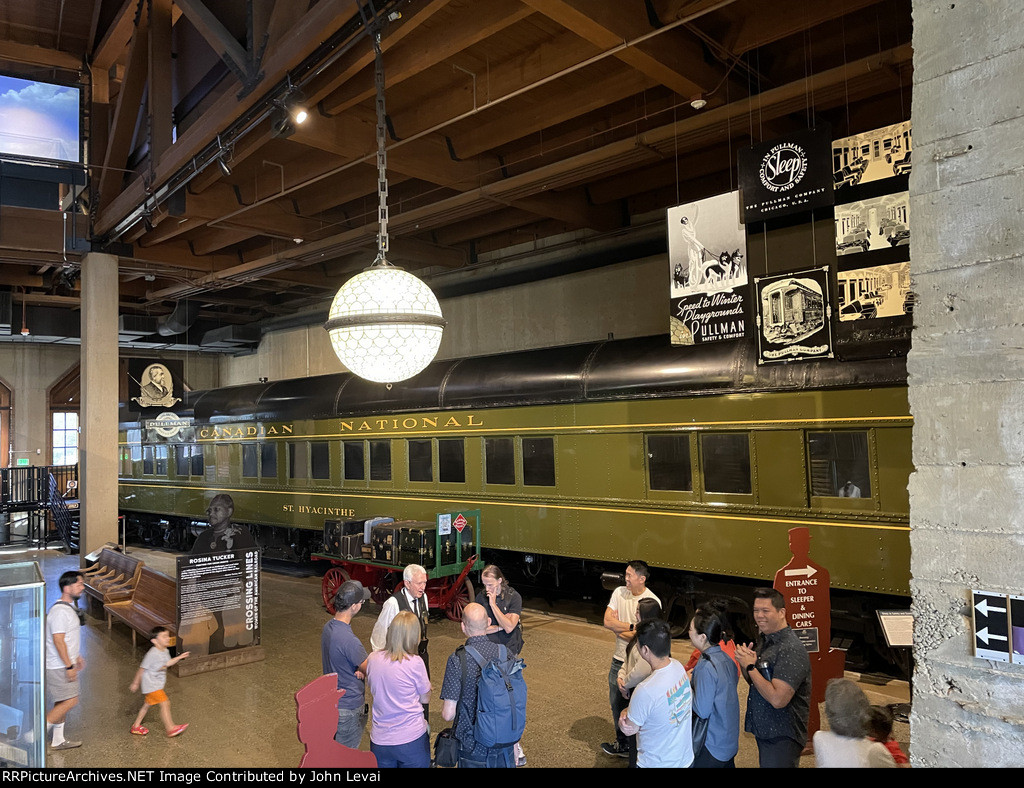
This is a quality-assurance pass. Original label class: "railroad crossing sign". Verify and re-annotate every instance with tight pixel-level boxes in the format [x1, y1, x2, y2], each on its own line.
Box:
[972, 589, 1011, 662]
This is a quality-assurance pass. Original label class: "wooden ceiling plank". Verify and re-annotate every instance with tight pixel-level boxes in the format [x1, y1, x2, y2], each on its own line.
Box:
[508, 189, 622, 232]
[0, 40, 82, 70]
[95, 0, 362, 236]
[148, 0, 174, 165]
[98, 1, 149, 212]
[386, 237, 468, 269]
[92, 0, 139, 71]
[319, 0, 534, 116]
[725, 0, 888, 55]
[173, 0, 250, 78]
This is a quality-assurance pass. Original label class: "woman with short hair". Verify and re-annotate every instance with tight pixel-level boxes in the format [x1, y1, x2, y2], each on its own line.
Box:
[813, 679, 896, 768]
[364, 611, 432, 767]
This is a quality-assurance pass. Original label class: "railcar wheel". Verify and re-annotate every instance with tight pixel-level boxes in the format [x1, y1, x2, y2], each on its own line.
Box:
[322, 567, 351, 614]
[370, 571, 398, 605]
[445, 577, 475, 622]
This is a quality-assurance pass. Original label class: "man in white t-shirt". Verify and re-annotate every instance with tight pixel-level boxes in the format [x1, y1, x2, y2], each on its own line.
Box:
[601, 560, 660, 758]
[45, 571, 86, 750]
[618, 619, 694, 768]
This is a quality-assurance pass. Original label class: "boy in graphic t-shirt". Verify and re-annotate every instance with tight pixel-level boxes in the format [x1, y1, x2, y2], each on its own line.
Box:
[129, 627, 190, 737]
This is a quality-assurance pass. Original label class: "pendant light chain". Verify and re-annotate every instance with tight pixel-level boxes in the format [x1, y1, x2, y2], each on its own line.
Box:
[374, 31, 389, 262]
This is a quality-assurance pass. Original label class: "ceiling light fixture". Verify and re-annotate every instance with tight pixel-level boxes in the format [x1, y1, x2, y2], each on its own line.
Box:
[690, 95, 707, 110]
[325, 27, 445, 385]
[270, 82, 310, 139]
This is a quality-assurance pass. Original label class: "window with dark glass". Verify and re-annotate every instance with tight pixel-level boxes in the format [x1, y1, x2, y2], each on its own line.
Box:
[289, 442, 308, 479]
[142, 446, 154, 475]
[522, 437, 555, 487]
[808, 431, 872, 498]
[260, 443, 276, 478]
[369, 441, 391, 481]
[409, 439, 433, 482]
[311, 441, 330, 479]
[242, 444, 259, 478]
[344, 441, 365, 480]
[485, 438, 515, 485]
[154, 446, 168, 476]
[439, 439, 466, 483]
[176, 445, 190, 476]
[192, 445, 205, 477]
[701, 433, 751, 494]
[647, 434, 692, 491]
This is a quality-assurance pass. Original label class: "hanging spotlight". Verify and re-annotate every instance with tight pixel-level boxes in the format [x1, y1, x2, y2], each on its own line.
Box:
[325, 29, 445, 385]
[270, 83, 309, 139]
[217, 156, 232, 176]
[284, 90, 309, 125]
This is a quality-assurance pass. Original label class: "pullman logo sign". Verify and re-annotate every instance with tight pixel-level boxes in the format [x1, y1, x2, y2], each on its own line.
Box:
[739, 126, 834, 222]
[759, 143, 808, 192]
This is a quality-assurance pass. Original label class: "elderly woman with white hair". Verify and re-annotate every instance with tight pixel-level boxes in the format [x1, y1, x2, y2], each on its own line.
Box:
[813, 679, 896, 768]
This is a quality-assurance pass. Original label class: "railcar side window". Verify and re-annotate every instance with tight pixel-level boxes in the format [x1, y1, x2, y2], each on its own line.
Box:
[310, 441, 330, 479]
[647, 434, 692, 491]
[260, 443, 276, 478]
[242, 444, 259, 478]
[175, 445, 190, 476]
[142, 446, 154, 475]
[409, 439, 433, 482]
[288, 442, 308, 479]
[485, 438, 515, 485]
[216, 444, 230, 479]
[808, 431, 872, 498]
[522, 437, 555, 487]
[154, 446, 168, 476]
[344, 441, 365, 481]
[438, 439, 466, 483]
[369, 441, 391, 481]
[701, 433, 751, 494]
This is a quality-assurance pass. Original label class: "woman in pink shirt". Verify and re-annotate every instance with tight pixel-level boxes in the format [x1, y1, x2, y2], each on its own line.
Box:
[365, 611, 432, 767]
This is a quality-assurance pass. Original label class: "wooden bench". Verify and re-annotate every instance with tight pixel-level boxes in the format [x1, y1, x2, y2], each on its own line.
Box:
[104, 566, 177, 648]
[82, 548, 144, 608]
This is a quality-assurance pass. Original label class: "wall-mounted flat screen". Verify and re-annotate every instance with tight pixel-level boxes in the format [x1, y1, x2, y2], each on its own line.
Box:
[0, 74, 81, 163]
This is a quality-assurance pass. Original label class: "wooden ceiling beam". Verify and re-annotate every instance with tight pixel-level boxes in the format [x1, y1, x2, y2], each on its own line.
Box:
[319, 0, 533, 116]
[386, 237, 469, 269]
[148, 0, 174, 165]
[0, 40, 82, 70]
[92, 0, 139, 71]
[724, 0, 888, 56]
[428, 208, 540, 246]
[505, 189, 623, 232]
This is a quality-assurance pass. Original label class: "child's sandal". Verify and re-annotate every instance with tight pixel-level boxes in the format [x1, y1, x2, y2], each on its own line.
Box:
[130, 725, 148, 735]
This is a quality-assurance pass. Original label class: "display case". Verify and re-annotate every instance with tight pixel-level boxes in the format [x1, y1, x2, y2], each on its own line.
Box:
[0, 561, 45, 767]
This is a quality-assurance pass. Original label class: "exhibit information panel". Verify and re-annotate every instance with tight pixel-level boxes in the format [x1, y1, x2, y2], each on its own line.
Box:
[0, 561, 45, 767]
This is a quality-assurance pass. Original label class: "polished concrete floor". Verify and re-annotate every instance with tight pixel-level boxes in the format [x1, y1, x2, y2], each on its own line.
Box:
[6, 545, 910, 769]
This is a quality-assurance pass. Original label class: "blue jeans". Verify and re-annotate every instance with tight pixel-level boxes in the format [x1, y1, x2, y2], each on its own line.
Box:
[334, 705, 368, 749]
[608, 658, 626, 746]
[458, 743, 514, 768]
[370, 732, 430, 768]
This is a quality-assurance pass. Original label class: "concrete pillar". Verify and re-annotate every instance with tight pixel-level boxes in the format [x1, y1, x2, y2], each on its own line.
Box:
[908, 0, 1024, 767]
[79, 252, 120, 556]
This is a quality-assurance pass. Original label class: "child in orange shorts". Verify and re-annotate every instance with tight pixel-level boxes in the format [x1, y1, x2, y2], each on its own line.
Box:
[129, 626, 190, 737]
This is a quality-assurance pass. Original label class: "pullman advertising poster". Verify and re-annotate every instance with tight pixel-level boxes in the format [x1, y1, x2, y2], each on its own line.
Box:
[837, 261, 912, 321]
[177, 548, 260, 657]
[755, 266, 834, 364]
[835, 192, 910, 256]
[668, 191, 747, 345]
[738, 126, 834, 223]
[833, 120, 912, 191]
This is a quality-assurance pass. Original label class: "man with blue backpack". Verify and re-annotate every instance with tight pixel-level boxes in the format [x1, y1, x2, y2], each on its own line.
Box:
[440, 603, 527, 768]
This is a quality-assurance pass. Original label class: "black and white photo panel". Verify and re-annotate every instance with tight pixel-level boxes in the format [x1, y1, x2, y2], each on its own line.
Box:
[832, 120, 912, 191]
[667, 191, 748, 345]
[834, 192, 910, 256]
[737, 126, 834, 223]
[755, 266, 834, 364]
[836, 262, 912, 322]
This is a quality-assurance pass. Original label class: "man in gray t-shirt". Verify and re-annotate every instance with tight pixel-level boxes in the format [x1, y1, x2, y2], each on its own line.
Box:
[45, 572, 86, 750]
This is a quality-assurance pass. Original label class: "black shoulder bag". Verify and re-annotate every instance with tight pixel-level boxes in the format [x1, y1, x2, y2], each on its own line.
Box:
[691, 653, 711, 756]
[433, 647, 466, 767]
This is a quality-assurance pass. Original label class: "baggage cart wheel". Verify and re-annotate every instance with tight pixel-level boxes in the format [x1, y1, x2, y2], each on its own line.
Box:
[445, 576, 475, 622]
[322, 567, 351, 614]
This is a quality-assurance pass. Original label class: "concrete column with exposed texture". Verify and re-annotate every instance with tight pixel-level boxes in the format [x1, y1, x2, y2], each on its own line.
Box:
[80, 252, 120, 555]
[908, 0, 1024, 767]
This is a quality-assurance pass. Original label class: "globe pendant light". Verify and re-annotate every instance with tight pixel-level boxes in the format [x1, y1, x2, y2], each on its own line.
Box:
[325, 29, 445, 384]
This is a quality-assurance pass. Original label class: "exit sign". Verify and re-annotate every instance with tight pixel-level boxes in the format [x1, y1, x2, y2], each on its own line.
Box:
[16, 458, 29, 466]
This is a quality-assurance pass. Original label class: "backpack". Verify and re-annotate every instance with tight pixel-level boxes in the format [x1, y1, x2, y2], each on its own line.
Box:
[462, 644, 527, 749]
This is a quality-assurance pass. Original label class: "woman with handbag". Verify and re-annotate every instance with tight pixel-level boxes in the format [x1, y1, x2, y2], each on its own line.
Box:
[688, 604, 740, 768]
[364, 611, 432, 768]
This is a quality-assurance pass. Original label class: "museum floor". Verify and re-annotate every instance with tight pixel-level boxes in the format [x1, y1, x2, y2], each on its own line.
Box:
[10, 545, 910, 769]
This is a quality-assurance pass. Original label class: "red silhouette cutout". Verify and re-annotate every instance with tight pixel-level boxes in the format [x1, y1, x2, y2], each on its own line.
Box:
[295, 673, 377, 768]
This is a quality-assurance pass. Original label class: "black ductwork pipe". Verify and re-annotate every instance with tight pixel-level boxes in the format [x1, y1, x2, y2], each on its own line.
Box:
[157, 300, 200, 336]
